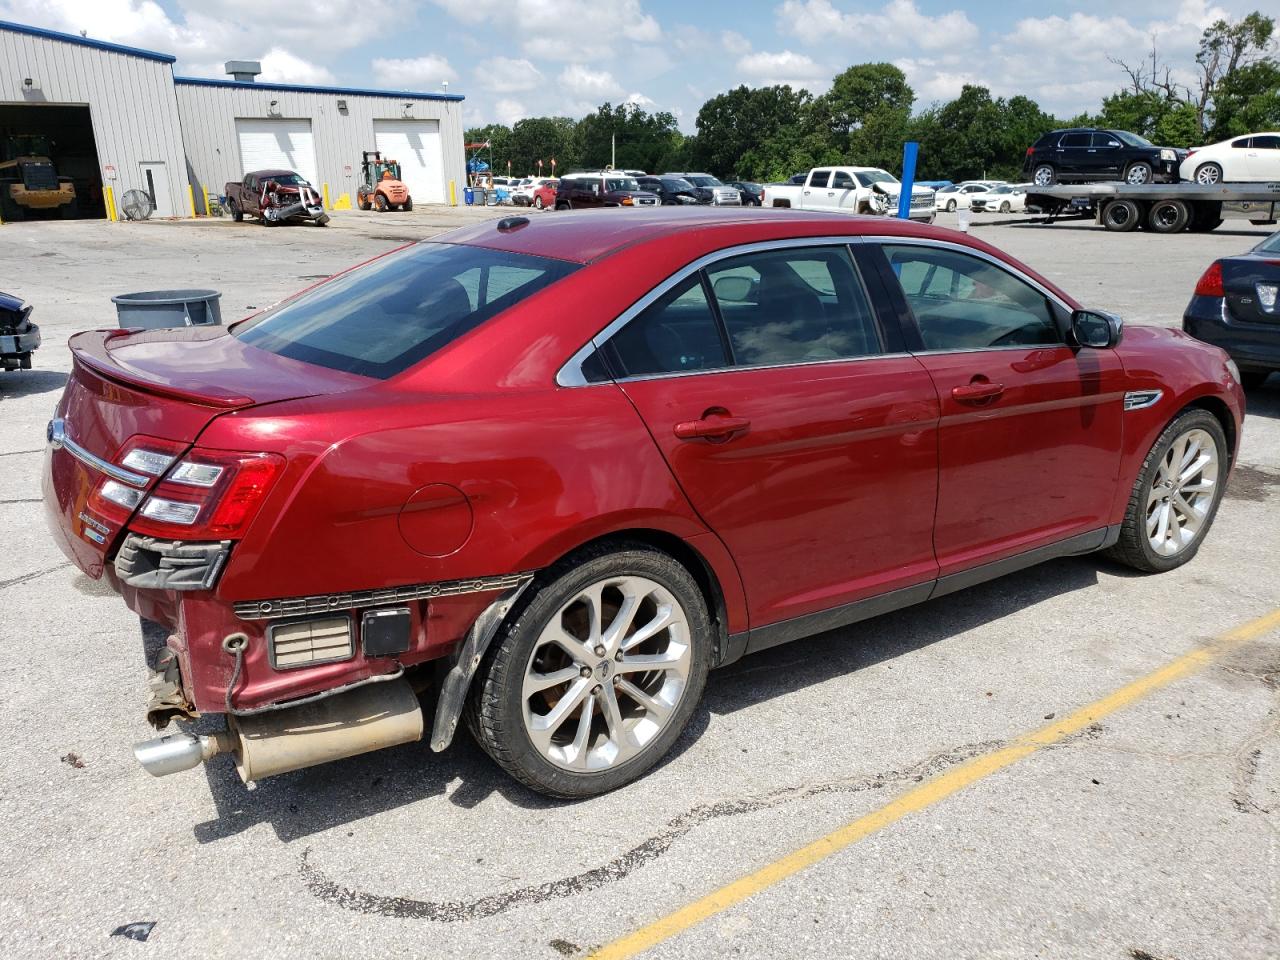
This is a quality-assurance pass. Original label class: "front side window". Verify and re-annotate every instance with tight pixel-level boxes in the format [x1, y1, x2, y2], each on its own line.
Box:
[605, 177, 640, 192]
[881, 244, 1061, 351]
[605, 274, 729, 377]
[236, 243, 578, 378]
[1253, 135, 1280, 149]
[832, 171, 855, 189]
[706, 247, 881, 366]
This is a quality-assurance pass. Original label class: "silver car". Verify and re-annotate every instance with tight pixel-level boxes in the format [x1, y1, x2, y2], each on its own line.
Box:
[664, 172, 742, 205]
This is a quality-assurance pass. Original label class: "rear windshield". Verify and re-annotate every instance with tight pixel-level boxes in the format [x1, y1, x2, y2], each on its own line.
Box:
[235, 242, 579, 378]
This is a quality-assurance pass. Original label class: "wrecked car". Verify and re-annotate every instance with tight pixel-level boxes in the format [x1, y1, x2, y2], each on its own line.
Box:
[43, 209, 1242, 799]
[1, 290, 39, 371]
[224, 169, 329, 226]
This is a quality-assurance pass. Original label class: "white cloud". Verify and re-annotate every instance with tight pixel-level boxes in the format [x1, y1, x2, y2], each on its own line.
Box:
[259, 48, 335, 85]
[736, 50, 830, 90]
[721, 30, 751, 55]
[429, 0, 660, 61]
[777, 0, 977, 50]
[371, 55, 458, 89]
[493, 98, 528, 126]
[558, 64, 624, 100]
[474, 56, 543, 93]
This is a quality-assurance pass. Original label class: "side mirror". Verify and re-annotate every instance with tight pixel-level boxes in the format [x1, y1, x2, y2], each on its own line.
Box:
[1071, 309, 1123, 349]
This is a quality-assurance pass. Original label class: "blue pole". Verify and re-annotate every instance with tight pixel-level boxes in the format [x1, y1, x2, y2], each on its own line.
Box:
[897, 141, 919, 220]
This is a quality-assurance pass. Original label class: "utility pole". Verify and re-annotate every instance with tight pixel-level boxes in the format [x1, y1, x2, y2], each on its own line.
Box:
[611, 133, 616, 170]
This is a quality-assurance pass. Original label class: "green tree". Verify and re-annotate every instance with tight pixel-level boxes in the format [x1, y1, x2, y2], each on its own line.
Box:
[573, 103, 688, 173]
[508, 117, 579, 176]
[692, 84, 814, 178]
[1207, 59, 1280, 140]
[1194, 11, 1275, 134]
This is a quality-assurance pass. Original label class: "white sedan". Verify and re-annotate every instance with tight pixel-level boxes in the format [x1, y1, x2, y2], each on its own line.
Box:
[970, 184, 1028, 213]
[934, 181, 1002, 212]
[1180, 133, 1280, 184]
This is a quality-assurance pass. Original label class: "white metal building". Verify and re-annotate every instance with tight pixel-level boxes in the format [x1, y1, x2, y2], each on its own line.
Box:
[0, 18, 466, 221]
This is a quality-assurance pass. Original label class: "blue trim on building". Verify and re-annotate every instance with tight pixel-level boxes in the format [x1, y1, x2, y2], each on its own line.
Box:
[0, 19, 176, 63]
[174, 76, 465, 102]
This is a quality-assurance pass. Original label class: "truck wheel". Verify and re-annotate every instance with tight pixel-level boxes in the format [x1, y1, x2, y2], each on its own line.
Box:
[1194, 162, 1222, 185]
[555, 202, 570, 211]
[1124, 162, 1153, 185]
[465, 543, 711, 799]
[1148, 199, 1190, 233]
[375, 194, 389, 212]
[1104, 409, 1227, 573]
[1032, 164, 1056, 186]
[1188, 202, 1223, 232]
[1101, 199, 1141, 232]
[229, 199, 243, 222]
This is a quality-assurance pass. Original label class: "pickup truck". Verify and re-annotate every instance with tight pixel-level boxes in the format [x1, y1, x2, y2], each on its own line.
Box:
[225, 169, 329, 226]
[763, 166, 936, 222]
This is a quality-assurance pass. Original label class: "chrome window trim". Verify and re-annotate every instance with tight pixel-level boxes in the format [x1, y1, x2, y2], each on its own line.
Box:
[556, 235, 875, 387]
[609, 351, 914, 384]
[46, 418, 150, 488]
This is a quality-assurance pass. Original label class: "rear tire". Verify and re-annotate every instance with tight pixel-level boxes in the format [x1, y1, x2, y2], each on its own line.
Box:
[1032, 164, 1056, 186]
[1148, 198, 1191, 234]
[1194, 162, 1222, 185]
[1239, 370, 1271, 390]
[1101, 199, 1141, 232]
[534, 195, 545, 210]
[230, 199, 243, 222]
[1104, 409, 1228, 573]
[466, 543, 711, 799]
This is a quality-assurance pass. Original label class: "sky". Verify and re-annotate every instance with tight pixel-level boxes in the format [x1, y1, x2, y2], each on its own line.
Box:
[0, 0, 1263, 131]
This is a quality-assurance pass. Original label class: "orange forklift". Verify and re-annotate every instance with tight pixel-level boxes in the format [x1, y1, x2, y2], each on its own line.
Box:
[357, 151, 412, 211]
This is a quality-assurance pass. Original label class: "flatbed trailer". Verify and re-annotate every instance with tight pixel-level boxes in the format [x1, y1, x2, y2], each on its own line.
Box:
[1025, 181, 1280, 234]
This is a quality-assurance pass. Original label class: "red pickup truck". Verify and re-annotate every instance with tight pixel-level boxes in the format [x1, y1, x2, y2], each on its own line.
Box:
[224, 169, 329, 226]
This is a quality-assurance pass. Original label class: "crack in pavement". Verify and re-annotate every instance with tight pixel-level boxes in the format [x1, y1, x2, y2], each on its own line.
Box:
[0, 498, 42, 505]
[0, 448, 42, 457]
[298, 739, 1003, 922]
[0, 562, 71, 592]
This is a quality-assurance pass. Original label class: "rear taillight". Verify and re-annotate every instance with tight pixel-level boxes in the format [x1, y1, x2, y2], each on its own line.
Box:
[1026, 146, 1034, 156]
[128, 449, 285, 540]
[1194, 261, 1224, 298]
[87, 436, 187, 527]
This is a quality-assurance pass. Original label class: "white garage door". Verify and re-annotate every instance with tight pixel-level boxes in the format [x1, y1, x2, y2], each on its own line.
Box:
[235, 119, 318, 187]
[374, 120, 444, 204]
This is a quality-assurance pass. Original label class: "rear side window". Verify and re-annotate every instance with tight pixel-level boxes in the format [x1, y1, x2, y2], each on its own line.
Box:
[881, 244, 1061, 351]
[605, 274, 729, 377]
[235, 242, 578, 378]
[706, 247, 881, 366]
[1060, 133, 1090, 147]
[809, 170, 831, 188]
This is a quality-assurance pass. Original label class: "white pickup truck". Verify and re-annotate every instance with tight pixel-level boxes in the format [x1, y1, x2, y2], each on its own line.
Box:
[763, 166, 936, 223]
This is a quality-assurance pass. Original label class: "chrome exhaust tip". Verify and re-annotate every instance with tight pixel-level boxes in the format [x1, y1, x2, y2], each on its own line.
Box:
[133, 732, 228, 777]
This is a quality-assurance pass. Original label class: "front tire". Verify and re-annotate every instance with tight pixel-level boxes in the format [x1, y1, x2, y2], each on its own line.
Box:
[946, 199, 956, 212]
[999, 201, 1011, 213]
[375, 193, 389, 212]
[534, 195, 545, 210]
[466, 544, 711, 798]
[403, 197, 413, 211]
[1125, 161, 1153, 185]
[1104, 409, 1228, 573]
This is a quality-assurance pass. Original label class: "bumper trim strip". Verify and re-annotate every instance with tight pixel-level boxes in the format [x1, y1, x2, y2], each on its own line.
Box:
[233, 571, 536, 621]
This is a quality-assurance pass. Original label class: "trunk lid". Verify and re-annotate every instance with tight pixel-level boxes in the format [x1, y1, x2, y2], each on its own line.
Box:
[44, 326, 372, 577]
[1223, 255, 1280, 327]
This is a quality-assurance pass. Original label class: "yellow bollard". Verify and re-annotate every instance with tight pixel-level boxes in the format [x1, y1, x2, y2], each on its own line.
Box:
[323, 183, 332, 210]
[104, 185, 118, 222]
[188, 184, 197, 218]
[203, 187, 211, 217]
[449, 180, 457, 206]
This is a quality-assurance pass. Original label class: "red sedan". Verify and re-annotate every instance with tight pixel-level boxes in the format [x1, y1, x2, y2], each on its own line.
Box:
[43, 209, 1244, 798]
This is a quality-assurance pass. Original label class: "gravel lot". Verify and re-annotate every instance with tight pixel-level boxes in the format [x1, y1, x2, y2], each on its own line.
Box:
[1, 208, 1277, 960]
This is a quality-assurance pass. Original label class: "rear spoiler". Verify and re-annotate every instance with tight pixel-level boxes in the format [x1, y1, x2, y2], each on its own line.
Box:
[70, 329, 254, 409]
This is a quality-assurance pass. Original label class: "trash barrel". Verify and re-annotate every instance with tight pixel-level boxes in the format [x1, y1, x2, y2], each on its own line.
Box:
[463, 187, 475, 205]
[111, 290, 223, 329]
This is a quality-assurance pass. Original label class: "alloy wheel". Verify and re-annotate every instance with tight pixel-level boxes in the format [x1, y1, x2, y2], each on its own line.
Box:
[1033, 166, 1054, 186]
[521, 576, 692, 771]
[1146, 428, 1219, 557]
[1195, 164, 1221, 185]
[1126, 164, 1152, 185]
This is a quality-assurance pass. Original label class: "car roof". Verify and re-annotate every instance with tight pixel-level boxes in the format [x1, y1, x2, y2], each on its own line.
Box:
[436, 208, 1064, 282]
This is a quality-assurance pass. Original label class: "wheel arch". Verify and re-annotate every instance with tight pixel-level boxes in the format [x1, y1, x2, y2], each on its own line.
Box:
[1181, 394, 1238, 467]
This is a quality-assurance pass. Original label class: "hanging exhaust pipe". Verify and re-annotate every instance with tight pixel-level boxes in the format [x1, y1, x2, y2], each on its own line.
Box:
[131, 677, 423, 781]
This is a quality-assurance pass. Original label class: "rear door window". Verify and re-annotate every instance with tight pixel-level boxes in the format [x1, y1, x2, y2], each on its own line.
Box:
[605, 274, 729, 377]
[1060, 133, 1090, 148]
[809, 170, 831, 189]
[706, 247, 881, 366]
[235, 242, 578, 378]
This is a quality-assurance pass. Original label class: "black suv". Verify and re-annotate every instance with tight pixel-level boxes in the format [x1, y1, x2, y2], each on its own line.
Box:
[636, 176, 700, 205]
[1024, 129, 1185, 186]
[554, 173, 659, 210]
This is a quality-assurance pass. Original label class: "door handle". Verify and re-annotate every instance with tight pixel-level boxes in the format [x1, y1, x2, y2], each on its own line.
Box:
[951, 382, 1005, 404]
[673, 414, 751, 440]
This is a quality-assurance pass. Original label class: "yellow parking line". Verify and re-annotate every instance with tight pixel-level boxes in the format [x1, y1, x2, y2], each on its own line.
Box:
[590, 607, 1280, 960]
